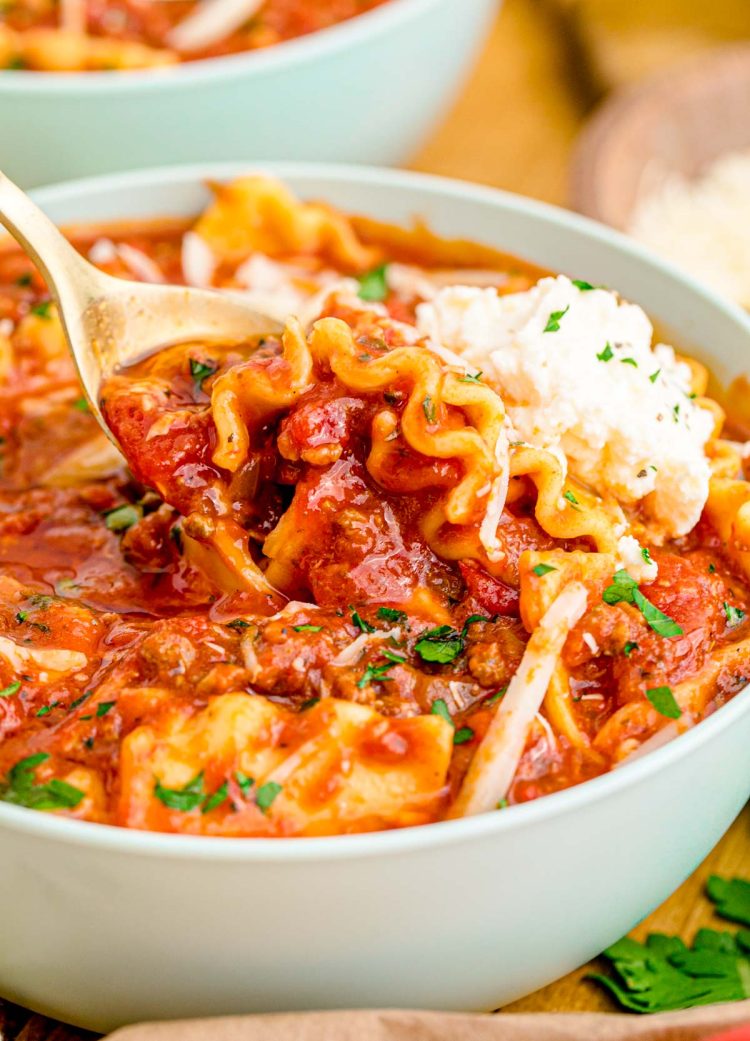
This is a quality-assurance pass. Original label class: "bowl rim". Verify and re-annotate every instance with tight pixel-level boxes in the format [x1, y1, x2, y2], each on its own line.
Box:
[2, 158, 749, 861]
[0, 0, 458, 92]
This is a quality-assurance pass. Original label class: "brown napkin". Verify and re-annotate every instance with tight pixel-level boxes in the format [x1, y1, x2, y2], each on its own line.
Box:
[107, 1003, 750, 1041]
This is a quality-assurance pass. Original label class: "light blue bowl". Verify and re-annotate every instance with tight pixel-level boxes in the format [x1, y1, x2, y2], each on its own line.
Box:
[0, 0, 499, 187]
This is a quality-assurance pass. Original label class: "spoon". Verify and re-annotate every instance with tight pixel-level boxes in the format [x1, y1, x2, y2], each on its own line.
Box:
[0, 171, 282, 443]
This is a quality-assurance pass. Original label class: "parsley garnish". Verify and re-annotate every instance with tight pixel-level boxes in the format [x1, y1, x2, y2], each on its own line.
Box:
[708, 563, 717, 574]
[104, 504, 141, 532]
[458, 371, 483, 383]
[590, 929, 750, 1012]
[707, 875, 750, 926]
[621, 357, 638, 367]
[645, 685, 682, 719]
[15, 273, 32, 288]
[72, 397, 90, 412]
[377, 607, 407, 624]
[357, 660, 396, 688]
[430, 698, 453, 725]
[0, 681, 21, 697]
[532, 563, 557, 577]
[422, 396, 437, 424]
[623, 641, 639, 657]
[602, 569, 683, 638]
[356, 264, 389, 303]
[189, 358, 217, 389]
[154, 773, 205, 812]
[543, 305, 569, 333]
[255, 780, 282, 814]
[31, 300, 52, 320]
[293, 624, 324, 633]
[724, 603, 746, 628]
[453, 726, 474, 745]
[563, 490, 582, 510]
[69, 692, 91, 710]
[202, 782, 229, 815]
[235, 771, 254, 798]
[96, 701, 116, 717]
[572, 279, 595, 291]
[497, 798, 509, 809]
[415, 625, 463, 664]
[0, 753, 84, 811]
[649, 369, 661, 383]
[596, 343, 614, 362]
[351, 610, 375, 634]
[226, 619, 250, 631]
[486, 686, 507, 705]
[642, 547, 654, 565]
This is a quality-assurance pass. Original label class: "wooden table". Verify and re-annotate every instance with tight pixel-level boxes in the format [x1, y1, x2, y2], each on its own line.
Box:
[3, 0, 750, 1034]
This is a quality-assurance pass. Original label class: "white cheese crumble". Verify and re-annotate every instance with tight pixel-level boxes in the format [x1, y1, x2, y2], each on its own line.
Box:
[416, 276, 715, 539]
[616, 534, 658, 583]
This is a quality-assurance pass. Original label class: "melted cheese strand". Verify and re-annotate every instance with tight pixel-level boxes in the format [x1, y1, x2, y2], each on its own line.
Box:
[449, 581, 588, 817]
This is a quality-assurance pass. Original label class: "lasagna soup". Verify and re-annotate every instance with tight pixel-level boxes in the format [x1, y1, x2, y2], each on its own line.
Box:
[0, 175, 749, 837]
[0, 0, 389, 70]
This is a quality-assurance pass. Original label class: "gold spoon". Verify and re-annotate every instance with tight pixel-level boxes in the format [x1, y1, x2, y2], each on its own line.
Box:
[0, 170, 281, 443]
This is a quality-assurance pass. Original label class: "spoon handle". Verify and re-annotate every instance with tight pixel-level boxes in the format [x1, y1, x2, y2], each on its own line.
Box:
[0, 170, 99, 310]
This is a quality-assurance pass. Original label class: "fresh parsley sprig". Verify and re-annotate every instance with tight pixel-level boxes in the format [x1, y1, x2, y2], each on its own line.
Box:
[602, 569, 683, 638]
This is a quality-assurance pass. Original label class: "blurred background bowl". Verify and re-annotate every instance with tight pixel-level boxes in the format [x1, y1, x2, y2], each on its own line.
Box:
[0, 0, 498, 188]
[570, 43, 750, 229]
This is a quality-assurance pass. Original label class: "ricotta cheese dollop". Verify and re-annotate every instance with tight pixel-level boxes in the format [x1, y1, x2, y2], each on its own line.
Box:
[416, 275, 715, 539]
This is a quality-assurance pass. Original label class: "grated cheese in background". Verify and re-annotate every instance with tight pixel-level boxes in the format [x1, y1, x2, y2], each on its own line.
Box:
[628, 149, 750, 310]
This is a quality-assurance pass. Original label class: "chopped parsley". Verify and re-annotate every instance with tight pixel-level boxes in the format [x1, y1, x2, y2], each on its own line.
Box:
[377, 607, 407, 624]
[154, 773, 205, 812]
[422, 396, 437, 424]
[69, 692, 91, 710]
[357, 660, 397, 688]
[0, 681, 21, 698]
[673, 403, 681, 422]
[649, 369, 661, 383]
[724, 603, 746, 627]
[622, 641, 639, 657]
[563, 490, 582, 510]
[189, 358, 217, 389]
[602, 569, 683, 638]
[104, 504, 141, 532]
[293, 624, 324, 633]
[430, 698, 453, 725]
[31, 300, 52, 320]
[641, 547, 654, 565]
[707, 875, 750, 927]
[96, 701, 116, 717]
[415, 624, 463, 664]
[486, 686, 507, 705]
[235, 771, 254, 798]
[356, 264, 389, 303]
[226, 619, 250, 631]
[708, 563, 717, 574]
[351, 610, 375, 634]
[453, 726, 475, 745]
[201, 782, 229, 815]
[572, 279, 595, 291]
[35, 704, 56, 717]
[543, 305, 569, 333]
[645, 685, 682, 719]
[72, 397, 90, 412]
[532, 563, 557, 577]
[382, 649, 406, 664]
[497, 798, 509, 810]
[15, 273, 32, 288]
[620, 357, 638, 367]
[0, 753, 84, 811]
[255, 780, 282, 814]
[596, 342, 614, 362]
[590, 929, 750, 1012]
[299, 696, 320, 711]
[458, 371, 483, 383]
